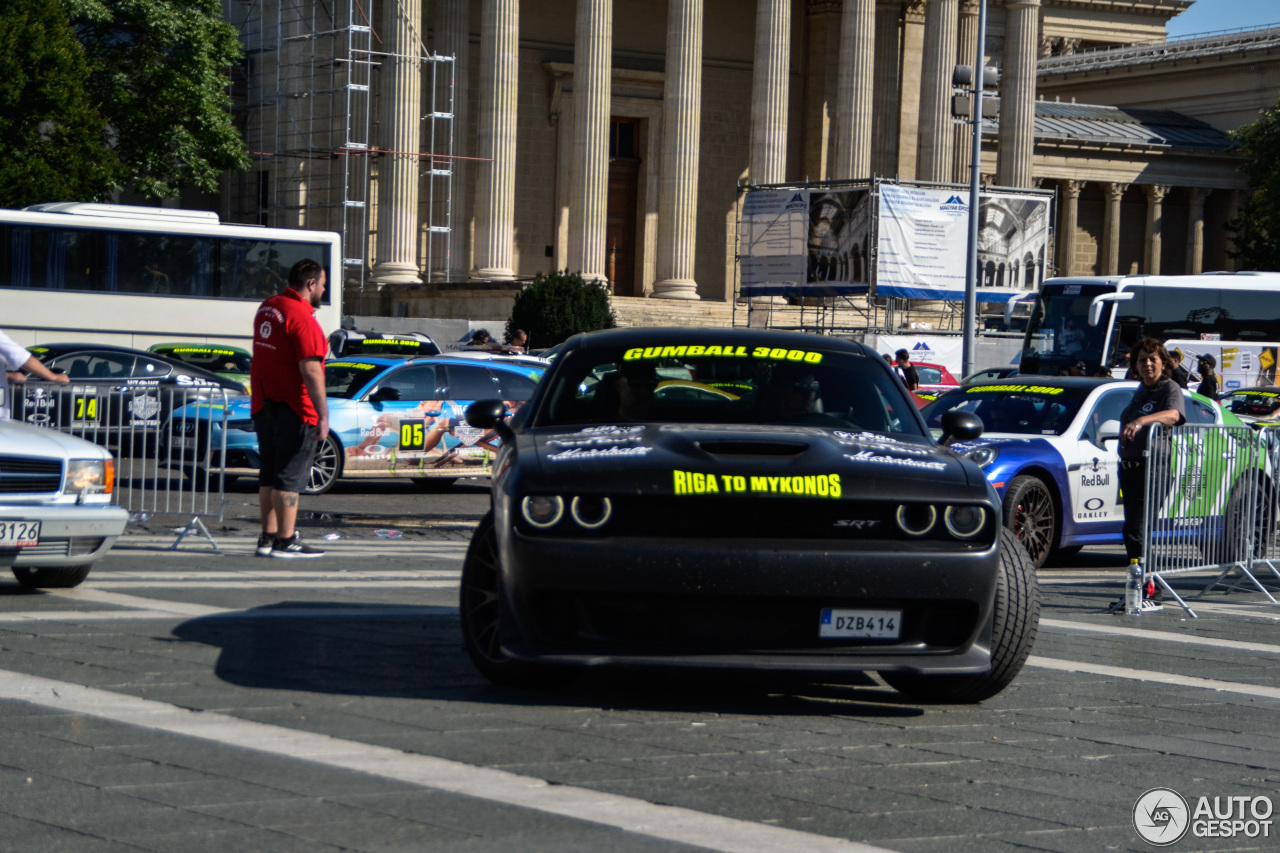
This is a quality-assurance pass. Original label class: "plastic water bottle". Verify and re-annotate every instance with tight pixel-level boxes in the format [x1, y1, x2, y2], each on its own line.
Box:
[1125, 561, 1143, 615]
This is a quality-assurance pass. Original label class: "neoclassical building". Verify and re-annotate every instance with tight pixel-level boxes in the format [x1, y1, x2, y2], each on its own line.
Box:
[220, 0, 1280, 315]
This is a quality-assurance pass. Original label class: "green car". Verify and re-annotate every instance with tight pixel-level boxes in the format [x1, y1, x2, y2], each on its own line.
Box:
[149, 343, 252, 392]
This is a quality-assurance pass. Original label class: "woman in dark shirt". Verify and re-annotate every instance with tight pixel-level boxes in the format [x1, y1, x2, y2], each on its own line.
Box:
[1119, 338, 1186, 608]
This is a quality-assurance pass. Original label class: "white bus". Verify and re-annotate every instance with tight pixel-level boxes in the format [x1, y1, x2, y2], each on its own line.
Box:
[1017, 273, 1280, 379]
[1, 203, 342, 348]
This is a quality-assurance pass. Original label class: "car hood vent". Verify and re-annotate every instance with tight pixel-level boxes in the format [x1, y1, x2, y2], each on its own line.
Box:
[697, 440, 809, 457]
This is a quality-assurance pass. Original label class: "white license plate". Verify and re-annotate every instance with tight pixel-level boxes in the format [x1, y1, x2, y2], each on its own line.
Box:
[173, 437, 198, 449]
[0, 520, 41, 548]
[819, 608, 901, 639]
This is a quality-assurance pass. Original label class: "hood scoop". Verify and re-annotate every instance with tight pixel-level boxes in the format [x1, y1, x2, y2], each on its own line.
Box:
[697, 439, 809, 458]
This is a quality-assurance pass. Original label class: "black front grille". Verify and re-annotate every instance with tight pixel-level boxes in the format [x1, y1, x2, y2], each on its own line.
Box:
[0, 456, 63, 494]
[526, 592, 979, 653]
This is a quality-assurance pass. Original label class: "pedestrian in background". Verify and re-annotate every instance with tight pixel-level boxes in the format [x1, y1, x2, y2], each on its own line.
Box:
[508, 329, 528, 351]
[894, 349, 920, 391]
[1195, 354, 1218, 399]
[1118, 337, 1185, 612]
[1169, 350, 1191, 389]
[251, 258, 329, 559]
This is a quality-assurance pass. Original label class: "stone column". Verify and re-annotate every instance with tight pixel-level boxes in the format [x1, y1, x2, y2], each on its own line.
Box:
[952, 0, 979, 182]
[833, 0, 875, 179]
[474, 0, 519, 280]
[1143, 184, 1169, 275]
[1057, 179, 1083, 277]
[1186, 187, 1208, 275]
[750, 0, 791, 184]
[896, 1, 926, 179]
[801, 1, 841, 181]
[435, 0, 471, 281]
[1103, 182, 1128, 276]
[996, 0, 1039, 188]
[371, 0, 423, 284]
[872, 0, 902, 178]
[916, 0, 957, 182]
[654, 0, 703, 300]
[1224, 189, 1240, 272]
[568, 0, 612, 282]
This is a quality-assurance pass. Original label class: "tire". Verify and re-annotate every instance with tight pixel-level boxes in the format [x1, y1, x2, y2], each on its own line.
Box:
[1227, 474, 1276, 560]
[303, 435, 343, 496]
[412, 477, 458, 491]
[881, 527, 1039, 703]
[1002, 475, 1056, 569]
[12, 564, 93, 589]
[459, 512, 571, 688]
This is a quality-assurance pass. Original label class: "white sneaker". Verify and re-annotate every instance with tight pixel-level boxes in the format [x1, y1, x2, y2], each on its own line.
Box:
[1138, 598, 1164, 613]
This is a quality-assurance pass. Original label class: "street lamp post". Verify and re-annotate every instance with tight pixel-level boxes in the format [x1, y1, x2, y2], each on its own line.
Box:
[962, 0, 988, 378]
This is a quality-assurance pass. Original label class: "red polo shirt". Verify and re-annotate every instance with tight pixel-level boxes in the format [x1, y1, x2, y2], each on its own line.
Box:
[250, 288, 328, 424]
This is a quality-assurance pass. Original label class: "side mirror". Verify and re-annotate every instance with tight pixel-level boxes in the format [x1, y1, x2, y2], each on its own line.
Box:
[367, 386, 401, 403]
[940, 410, 983, 446]
[466, 399, 513, 442]
[1097, 419, 1121, 444]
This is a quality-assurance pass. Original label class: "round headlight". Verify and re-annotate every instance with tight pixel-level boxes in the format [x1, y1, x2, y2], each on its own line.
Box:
[570, 496, 612, 529]
[896, 504, 937, 537]
[521, 495, 564, 528]
[966, 445, 999, 468]
[944, 505, 986, 539]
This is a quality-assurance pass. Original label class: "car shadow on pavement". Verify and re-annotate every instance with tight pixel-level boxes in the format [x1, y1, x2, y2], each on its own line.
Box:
[171, 603, 924, 717]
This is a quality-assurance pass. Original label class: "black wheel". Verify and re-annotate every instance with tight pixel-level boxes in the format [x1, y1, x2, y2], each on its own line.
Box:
[881, 527, 1039, 703]
[412, 477, 458, 491]
[1003, 475, 1056, 569]
[12, 564, 93, 589]
[1227, 474, 1276, 560]
[459, 512, 570, 688]
[303, 435, 343, 496]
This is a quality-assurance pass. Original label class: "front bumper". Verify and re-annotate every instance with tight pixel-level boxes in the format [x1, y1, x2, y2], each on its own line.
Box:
[498, 531, 1001, 676]
[0, 504, 129, 568]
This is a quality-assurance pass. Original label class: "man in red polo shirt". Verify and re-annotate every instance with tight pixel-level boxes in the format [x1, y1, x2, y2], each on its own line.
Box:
[251, 258, 330, 558]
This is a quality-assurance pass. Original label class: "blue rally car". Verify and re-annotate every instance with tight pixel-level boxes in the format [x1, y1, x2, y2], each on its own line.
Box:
[920, 377, 1242, 568]
[166, 356, 545, 493]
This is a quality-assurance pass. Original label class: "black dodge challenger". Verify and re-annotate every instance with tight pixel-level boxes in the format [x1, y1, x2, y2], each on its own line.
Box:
[462, 328, 1038, 702]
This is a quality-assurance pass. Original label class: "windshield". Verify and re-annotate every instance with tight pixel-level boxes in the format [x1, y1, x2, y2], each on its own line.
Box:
[1020, 283, 1112, 376]
[154, 346, 252, 374]
[920, 384, 1092, 436]
[1223, 389, 1280, 418]
[534, 344, 926, 437]
[324, 361, 392, 398]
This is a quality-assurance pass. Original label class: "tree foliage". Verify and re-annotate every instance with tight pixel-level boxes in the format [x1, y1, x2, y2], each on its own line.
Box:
[1230, 97, 1280, 271]
[0, 0, 250, 207]
[0, 0, 116, 207]
[507, 271, 617, 348]
[66, 0, 250, 198]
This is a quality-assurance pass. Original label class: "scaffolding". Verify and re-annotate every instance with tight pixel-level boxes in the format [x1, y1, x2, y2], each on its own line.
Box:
[225, 0, 455, 292]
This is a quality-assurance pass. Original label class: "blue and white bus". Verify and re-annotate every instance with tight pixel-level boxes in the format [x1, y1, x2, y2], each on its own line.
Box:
[1, 203, 342, 349]
[1018, 273, 1280, 378]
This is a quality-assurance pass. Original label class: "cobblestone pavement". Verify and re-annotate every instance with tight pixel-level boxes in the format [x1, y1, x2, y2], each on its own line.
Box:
[1, 537, 1279, 852]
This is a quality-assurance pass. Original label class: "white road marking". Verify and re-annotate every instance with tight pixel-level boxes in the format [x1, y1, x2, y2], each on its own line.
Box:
[1027, 655, 1280, 700]
[0, 670, 895, 853]
[1040, 617, 1280, 655]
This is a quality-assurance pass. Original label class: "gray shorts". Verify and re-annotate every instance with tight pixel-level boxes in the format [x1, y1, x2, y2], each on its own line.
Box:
[254, 400, 317, 493]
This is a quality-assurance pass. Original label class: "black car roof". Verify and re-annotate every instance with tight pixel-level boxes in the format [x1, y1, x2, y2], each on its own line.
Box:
[31, 342, 240, 387]
[963, 376, 1117, 391]
[557, 327, 873, 356]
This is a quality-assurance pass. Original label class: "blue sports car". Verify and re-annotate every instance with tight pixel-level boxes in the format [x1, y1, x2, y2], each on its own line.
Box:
[920, 377, 1238, 567]
[166, 356, 545, 493]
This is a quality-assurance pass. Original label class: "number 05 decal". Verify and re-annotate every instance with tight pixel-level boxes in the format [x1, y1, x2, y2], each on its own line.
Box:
[399, 418, 426, 450]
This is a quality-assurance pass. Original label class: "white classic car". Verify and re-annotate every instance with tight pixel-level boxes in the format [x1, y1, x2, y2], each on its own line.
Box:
[0, 416, 129, 588]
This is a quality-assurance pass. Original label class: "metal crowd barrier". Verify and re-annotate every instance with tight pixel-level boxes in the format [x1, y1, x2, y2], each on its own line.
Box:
[7, 379, 231, 550]
[1142, 423, 1280, 617]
